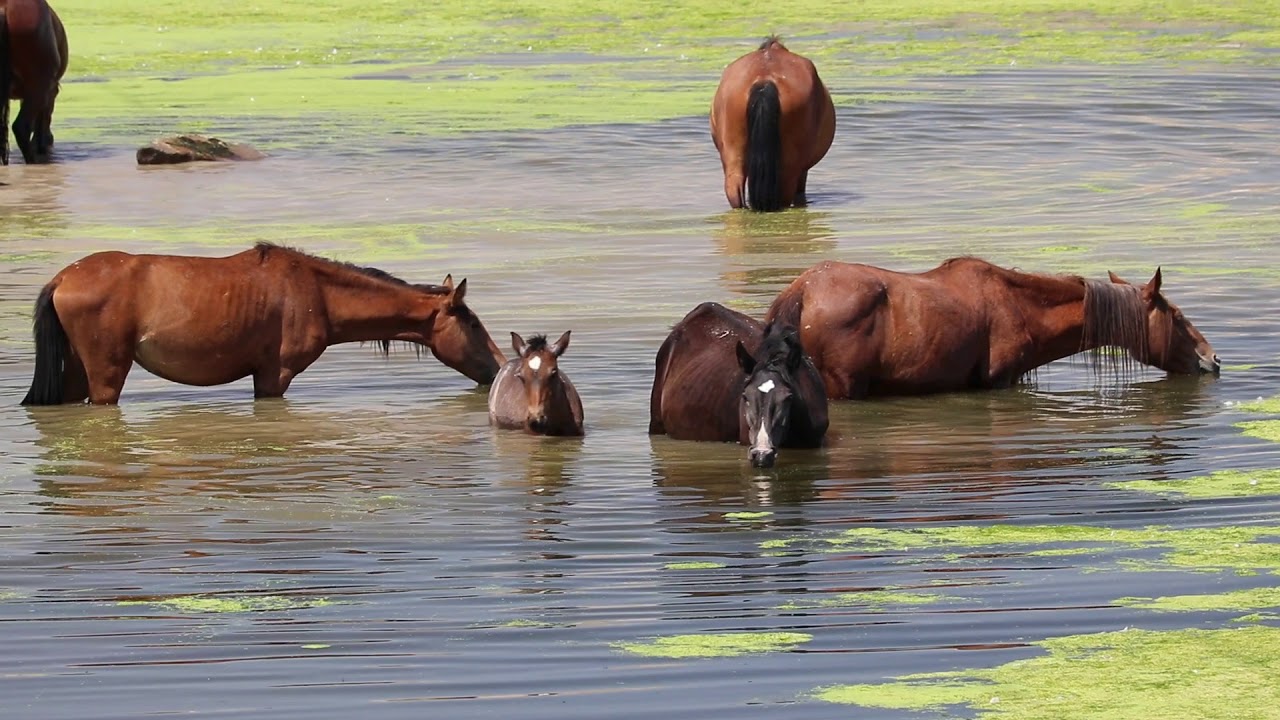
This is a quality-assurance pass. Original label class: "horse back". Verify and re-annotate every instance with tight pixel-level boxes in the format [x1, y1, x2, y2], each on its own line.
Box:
[487, 360, 527, 430]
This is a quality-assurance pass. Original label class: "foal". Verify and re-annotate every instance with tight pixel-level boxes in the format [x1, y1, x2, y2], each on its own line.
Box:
[488, 331, 584, 436]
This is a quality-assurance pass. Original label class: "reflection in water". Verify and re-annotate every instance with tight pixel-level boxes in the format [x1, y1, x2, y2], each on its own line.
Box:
[0, 162, 72, 243]
[650, 435, 824, 519]
[490, 429, 583, 544]
[712, 209, 838, 302]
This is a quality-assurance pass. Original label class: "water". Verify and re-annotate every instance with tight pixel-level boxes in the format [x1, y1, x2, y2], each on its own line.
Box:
[1, 66, 1279, 718]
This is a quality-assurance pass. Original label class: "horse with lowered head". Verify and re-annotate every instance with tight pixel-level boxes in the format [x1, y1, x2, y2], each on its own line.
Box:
[710, 36, 835, 211]
[765, 257, 1220, 400]
[488, 331, 584, 436]
[21, 243, 507, 405]
[650, 302, 828, 468]
[1, 0, 68, 164]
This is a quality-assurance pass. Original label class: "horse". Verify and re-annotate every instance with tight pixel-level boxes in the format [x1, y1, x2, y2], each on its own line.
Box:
[1, 0, 68, 165]
[488, 331, 584, 436]
[709, 36, 835, 211]
[649, 302, 828, 468]
[20, 242, 508, 405]
[764, 257, 1220, 400]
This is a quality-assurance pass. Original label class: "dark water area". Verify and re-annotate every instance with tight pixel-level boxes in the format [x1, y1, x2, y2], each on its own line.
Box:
[1, 67, 1279, 718]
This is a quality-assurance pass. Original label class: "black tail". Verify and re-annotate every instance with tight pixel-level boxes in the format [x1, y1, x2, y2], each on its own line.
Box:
[21, 284, 68, 405]
[1, 10, 11, 166]
[745, 80, 782, 211]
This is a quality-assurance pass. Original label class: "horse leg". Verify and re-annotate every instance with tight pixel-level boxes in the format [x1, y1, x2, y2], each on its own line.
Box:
[81, 355, 133, 405]
[795, 170, 809, 205]
[61, 349, 90, 404]
[12, 102, 36, 164]
[252, 367, 296, 399]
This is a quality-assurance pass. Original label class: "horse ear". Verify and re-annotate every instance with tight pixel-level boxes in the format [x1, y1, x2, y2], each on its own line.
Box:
[736, 341, 756, 375]
[785, 336, 803, 370]
[510, 332, 526, 358]
[442, 274, 455, 291]
[552, 330, 571, 357]
[1147, 267, 1163, 294]
[1107, 271, 1130, 285]
[451, 277, 468, 305]
[762, 320, 774, 337]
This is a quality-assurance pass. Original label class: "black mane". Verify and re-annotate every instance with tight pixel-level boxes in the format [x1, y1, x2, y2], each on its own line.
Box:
[756, 323, 800, 369]
[254, 242, 449, 294]
[523, 334, 550, 353]
[758, 35, 783, 51]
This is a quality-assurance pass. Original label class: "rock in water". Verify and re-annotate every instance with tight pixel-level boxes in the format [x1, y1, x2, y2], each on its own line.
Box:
[137, 135, 266, 165]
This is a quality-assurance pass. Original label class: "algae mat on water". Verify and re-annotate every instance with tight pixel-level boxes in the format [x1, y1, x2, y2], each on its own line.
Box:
[614, 631, 812, 658]
[54, 0, 1280, 141]
[816, 626, 1280, 718]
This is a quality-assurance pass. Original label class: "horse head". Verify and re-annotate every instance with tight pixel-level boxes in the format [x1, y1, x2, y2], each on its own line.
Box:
[736, 323, 805, 468]
[1108, 268, 1219, 376]
[510, 330, 572, 434]
[428, 274, 506, 385]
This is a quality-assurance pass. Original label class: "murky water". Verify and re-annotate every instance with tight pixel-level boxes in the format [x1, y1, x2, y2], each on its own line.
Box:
[2, 67, 1279, 718]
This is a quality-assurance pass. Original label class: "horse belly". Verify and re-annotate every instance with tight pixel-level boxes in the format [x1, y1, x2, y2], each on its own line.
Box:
[134, 333, 255, 387]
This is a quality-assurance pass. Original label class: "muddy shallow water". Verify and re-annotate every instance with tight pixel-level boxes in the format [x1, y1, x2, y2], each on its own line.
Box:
[2, 66, 1280, 718]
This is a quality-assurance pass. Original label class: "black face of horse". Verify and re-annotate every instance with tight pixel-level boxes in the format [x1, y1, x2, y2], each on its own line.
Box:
[736, 331, 803, 469]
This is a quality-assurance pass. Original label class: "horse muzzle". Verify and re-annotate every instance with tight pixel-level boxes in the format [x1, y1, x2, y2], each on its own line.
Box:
[749, 447, 777, 469]
[1198, 353, 1221, 376]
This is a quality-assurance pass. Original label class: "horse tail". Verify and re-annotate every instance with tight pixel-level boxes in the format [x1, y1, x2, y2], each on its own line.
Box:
[745, 80, 782, 211]
[21, 283, 68, 405]
[1, 8, 11, 166]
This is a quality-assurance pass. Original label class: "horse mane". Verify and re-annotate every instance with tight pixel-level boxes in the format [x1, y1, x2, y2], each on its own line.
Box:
[758, 35, 784, 51]
[1082, 279, 1149, 377]
[522, 334, 549, 353]
[252, 242, 449, 295]
[768, 286, 805, 330]
[757, 323, 799, 368]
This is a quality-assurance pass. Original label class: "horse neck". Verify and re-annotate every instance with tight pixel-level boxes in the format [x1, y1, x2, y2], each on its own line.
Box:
[998, 271, 1092, 371]
[315, 269, 441, 345]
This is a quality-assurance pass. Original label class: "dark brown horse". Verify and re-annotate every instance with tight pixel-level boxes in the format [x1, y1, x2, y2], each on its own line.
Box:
[765, 257, 1220, 400]
[1, 0, 67, 165]
[650, 302, 828, 468]
[710, 37, 835, 211]
[21, 243, 507, 405]
[488, 331, 584, 436]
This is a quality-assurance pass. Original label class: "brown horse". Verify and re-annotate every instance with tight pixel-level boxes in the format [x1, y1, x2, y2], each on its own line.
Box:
[20, 243, 507, 405]
[1, 0, 68, 165]
[488, 331, 584, 436]
[710, 37, 835, 211]
[765, 257, 1220, 400]
[650, 302, 828, 468]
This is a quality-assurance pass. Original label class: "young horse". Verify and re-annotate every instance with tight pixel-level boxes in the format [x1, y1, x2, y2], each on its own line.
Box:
[1, 0, 68, 165]
[710, 37, 835, 211]
[488, 331, 584, 436]
[649, 302, 828, 468]
[21, 243, 507, 405]
[765, 257, 1220, 399]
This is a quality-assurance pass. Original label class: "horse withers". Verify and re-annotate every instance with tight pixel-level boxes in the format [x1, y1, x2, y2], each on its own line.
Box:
[710, 37, 835, 211]
[766, 257, 1219, 400]
[1, 0, 68, 165]
[649, 302, 828, 468]
[20, 243, 507, 405]
[488, 331, 584, 436]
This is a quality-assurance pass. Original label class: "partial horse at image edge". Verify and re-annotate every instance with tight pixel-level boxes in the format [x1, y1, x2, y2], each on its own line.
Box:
[710, 36, 835, 211]
[1, 0, 69, 165]
[765, 257, 1219, 400]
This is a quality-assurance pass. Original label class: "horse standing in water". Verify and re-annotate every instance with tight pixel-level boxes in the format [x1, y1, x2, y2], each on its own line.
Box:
[21, 243, 507, 405]
[765, 257, 1220, 400]
[1, 0, 68, 165]
[488, 331, 584, 436]
[710, 37, 835, 211]
[650, 302, 828, 468]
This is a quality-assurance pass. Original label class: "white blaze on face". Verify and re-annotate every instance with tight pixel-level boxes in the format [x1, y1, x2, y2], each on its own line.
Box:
[753, 423, 772, 452]
[758, 379, 775, 393]
[527, 356, 542, 371]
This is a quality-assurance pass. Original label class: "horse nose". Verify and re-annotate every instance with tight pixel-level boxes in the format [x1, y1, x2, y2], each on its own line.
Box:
[528, 415, 549, 433]
[750, 448, 777, 469]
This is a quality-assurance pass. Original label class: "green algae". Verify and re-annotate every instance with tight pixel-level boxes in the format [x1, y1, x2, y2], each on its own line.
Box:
[1111, 469, 1280, 499]
[117, 594, 333, 614]
[815, 626, 1280, 718]
[301, 643, 331, 650]
[1116, 587, 1280, 612]
[724, 511, 773, 521]
[1179, 202, 1229, 219]
[0, 590, 21, 601]
[778, 589, 954, 611]
[761, 524, 1280, 575]
[613, 631, 812, 658]
[1237, 396, 1280, 414]
[1225, 364, 1259, 372]
[1237, 420, 1280, 443]
[664, 561, 728, 570]
[1235, 613, 1280, 623]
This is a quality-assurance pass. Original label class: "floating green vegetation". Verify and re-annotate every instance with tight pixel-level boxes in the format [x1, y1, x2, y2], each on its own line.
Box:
[614, 631, 812, 658]
[779, 589, 954, 611]
[117, 594, 333, 614]
[665, 561, 728, 570]
[1116, 587, 1280, 612]
[1035, 244, 1088, 254]
[1236, 612, 1280, 623]
[1237, 420, 1280, 443]
[1179, 202, 1229, 219]
[498, 619, 559, 629]
[1237, 396, 1280, 414]
[0, 590, 21, 601]
[301, 643, 331, 650]
[1111, 469, 1280, 499]
[1225, 364, 1259, 372]
[761, 524, 1280, 575]
[815, 626, 1280, 718]
[724, 511, 773, 521]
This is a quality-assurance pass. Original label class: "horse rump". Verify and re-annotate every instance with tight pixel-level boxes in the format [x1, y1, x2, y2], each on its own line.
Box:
[21, 284, 68, 405]
[745, 80, 782, 211]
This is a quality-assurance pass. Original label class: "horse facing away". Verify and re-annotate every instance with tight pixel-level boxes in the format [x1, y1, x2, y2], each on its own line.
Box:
[765, 257, 1220, 400]
[650, 302, 828, 468]
[1, 0, 68, 165]
[20, 243, 508, 405]
[488, 331, 585, 436]
[710, 37, 835, 211]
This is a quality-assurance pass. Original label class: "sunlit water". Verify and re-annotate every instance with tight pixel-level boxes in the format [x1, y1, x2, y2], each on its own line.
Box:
[2, 67, 1279, 718]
